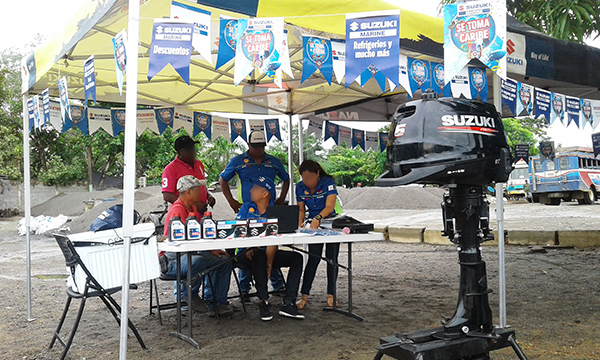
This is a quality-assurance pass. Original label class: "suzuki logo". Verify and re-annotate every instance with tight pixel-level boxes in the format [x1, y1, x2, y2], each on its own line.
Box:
[349, 21, 359, 32]
[507, 39, 515, 55]
[156, 25, 163, 34]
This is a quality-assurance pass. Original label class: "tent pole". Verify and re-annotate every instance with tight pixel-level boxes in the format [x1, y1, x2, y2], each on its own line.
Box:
[287, 113, 295, 205]
[493, 73, 507, 329]
[298, 115, 304, 165]
[22, 94, 34, 322]
[119, 0, 140, 358]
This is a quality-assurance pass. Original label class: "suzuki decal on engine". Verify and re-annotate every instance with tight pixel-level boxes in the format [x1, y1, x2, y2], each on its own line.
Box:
[438, 114, 498, 136]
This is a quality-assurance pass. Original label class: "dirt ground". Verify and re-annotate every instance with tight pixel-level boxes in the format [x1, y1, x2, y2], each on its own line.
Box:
[1, 213, 600, 360]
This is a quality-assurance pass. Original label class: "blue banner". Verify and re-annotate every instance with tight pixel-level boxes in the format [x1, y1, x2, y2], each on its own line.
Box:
[566, 96, 580, 128]
[468, 67, 488, 102]
[534, 89, 551, 123]
[230, 119, 247, 142]
[550, 93, 565, 125]
[27, 99, 35, 132]
[501, 78, 517, 116]
[42, 89, 50, 127]
[430, 62, 451, 98]
[265, 118, 281, 141]
[216, 17, 238, 70]
[193, 112, 212, 139]
[64, 105, 88, 135]
[154, 107, 174, 134]
[302, 36, 333, 85]
[379, 132, 389, 152]
[345, 12, 400, 89]
[360, 67, 387, 92]
[516, 82, 533, 116]
[112, 30, 127, 96]
[352, 129, 365, 150]
[83, 56, 96, 106]
[407, 58, 431, 95]
[581, 99, 593, 129]
[592, 133, 600, 158]
[148, 21, 193, 84]
[111, 109, 126, 137]
[324, 121, 339, 144]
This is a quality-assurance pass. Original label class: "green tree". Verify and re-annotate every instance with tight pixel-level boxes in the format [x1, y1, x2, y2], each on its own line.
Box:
[323, 143, 386, 187]
[502, 117, 548, 156]
[440, 0, 600, 43]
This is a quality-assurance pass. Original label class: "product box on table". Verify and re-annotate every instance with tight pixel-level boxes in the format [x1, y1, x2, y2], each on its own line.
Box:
[248, 218, 279, 237]
[216, 220, 248, 239]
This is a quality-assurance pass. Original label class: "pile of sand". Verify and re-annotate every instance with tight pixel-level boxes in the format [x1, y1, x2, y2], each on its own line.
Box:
[338, 186, 445, 210]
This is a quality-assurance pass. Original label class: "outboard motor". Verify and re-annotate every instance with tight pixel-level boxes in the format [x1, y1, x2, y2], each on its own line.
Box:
[374, 91, 527, 360]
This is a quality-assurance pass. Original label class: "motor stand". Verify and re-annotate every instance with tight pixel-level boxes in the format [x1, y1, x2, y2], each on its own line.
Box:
[374, 184, 528, 360]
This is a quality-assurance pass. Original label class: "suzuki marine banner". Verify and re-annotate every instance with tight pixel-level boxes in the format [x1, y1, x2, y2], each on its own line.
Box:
[111, 108, 126, 137]
[324, 121, 339, 144]
[331, 39, 346, 84]
[351, 128, 365, 150]
[148, 20, 194, 84]
[407, 57, 430, 96]
[514, 143, 529, 164]
[345, 10, 400, 89]
[444, 0, 507, 82]
[501, 78, 517, 116]
[112, 29, 127, 95]
[88, 107, 113, 136]
[430, 62, 451, 98]
[565, 96, 580, 129]
[170, 1, 212, 64]
[265, 118, 281, 141]
[534, 88, 551, 123]
[216, 17, 238, 69]
[83, 55, 96, 106]
[550, 92, 565, 125]
[468, 66, 488, 102]
[230, 118, 247, 142]
[193, 112, 212, 139]
[516, 82, 533, 116]
[302, 35, 333, 85]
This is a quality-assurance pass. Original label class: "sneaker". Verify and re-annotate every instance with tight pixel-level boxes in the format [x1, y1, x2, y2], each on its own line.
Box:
[259, 300, 273, 321]
[279, 303, 305, 319]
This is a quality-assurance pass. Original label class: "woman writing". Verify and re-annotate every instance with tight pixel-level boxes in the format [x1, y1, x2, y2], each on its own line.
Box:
[295, 160, 341, 309]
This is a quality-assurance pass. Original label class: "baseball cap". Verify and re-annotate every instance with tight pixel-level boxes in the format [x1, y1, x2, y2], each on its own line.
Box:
[174, 135, 199, 151]
[248, 131, 267, 147]
[177, 175, 206, 194]
[251, 176, 275, 196]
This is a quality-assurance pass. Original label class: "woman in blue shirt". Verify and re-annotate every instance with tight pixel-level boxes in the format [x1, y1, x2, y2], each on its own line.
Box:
[295, 160, 341, 309]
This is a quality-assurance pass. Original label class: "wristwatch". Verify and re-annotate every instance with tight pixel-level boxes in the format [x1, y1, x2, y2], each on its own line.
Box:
[314, 214, 323, 222]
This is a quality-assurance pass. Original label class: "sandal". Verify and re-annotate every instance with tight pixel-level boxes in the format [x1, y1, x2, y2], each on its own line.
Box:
[326, 294, 339, 308]
[296, 294, 308, 309]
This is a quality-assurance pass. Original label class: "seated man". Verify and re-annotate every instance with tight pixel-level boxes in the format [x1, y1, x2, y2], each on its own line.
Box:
[235, 177, 304, 321]
[162, 175, 233, 317]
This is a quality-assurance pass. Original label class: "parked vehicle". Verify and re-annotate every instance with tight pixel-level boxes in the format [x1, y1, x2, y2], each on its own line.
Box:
[505, 159, 530, 201]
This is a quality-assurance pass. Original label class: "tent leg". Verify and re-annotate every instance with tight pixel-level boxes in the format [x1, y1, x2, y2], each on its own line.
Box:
[287, 113, 295, 205]
[119, 0, 141, 359]
[22, 95, 34, 322]
[298, 115, 304, 165]
[493, 73, 507, 329]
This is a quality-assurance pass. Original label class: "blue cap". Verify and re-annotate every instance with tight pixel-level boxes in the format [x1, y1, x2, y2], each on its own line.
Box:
[251, 176, 276, 198]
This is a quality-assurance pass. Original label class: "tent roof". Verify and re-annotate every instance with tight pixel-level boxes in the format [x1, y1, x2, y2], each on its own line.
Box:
[23, 0, 445, 115]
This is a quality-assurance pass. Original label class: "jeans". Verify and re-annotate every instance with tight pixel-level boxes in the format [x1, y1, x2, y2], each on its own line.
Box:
[236, 248, 302, 305]
[300, 243, 340, 296]
[238, 265, 285, 292]
[166, 251, 232, 305]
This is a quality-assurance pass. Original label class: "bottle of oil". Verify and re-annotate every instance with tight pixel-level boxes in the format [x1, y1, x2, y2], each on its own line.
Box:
[185, 213, 201, 240]
[201, 212, 216, 239]
[169, 216, 185, 241]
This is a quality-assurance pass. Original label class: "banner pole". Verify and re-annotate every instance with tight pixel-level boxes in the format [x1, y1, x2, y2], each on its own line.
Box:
[119, 0, 140, 358]
[22, 94, 35, 322]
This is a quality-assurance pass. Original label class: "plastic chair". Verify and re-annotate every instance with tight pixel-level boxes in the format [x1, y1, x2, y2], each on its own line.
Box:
[49, 234, 146, 360]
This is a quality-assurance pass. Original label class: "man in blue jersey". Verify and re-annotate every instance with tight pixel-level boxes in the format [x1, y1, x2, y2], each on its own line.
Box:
[236, 177, 304, 321]
[219, 131, 288, 296]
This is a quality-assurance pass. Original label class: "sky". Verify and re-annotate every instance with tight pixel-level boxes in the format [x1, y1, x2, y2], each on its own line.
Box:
[2, 0, 599, 148]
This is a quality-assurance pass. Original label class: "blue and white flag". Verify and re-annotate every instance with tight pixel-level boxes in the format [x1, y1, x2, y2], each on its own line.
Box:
[88, 107, 113, 136]
[170, 1, 212, 64]
[468, 67, 488, 101]
[365, 131, 378, 151]
[112, 29, 127, 95]
[359, 67, 387, 92]
[443, 0, 507, 83]
[501, 78, 517, 116]
[230, 118, 247, 142]
[378, 132, 389, 152]
[193, 112, 212, 139]
[32, 95, 42, 130]
[430, 62, 451, 98]
[345, 11, 400, 89]
[64, 105, 88, 135]
[324, 121, 339, 144]
[302, 35, 333, 85]
[58, 76, 70, 121]
[216, 17, 238, 70]
[450, 66, 470, 98]
[592, 133, 600, 158]
[407, 58, 431, 96]
[137, 109, 159, 136]
[516, 82, 533, 116]
[148, 20, 193, 84]
[42, 88, 51, 126]
[581, 99, 593, 129]
[550, 92, 565, 125]
[111, 108, 126, 137]
[566, 96, 580, 129]
[154, 107, 174, 134]
[265, 118, 281, 141]
[534, 88, 551, 123]
[331, 39, 345, 84]
[27, 99, 35, 132]
[83, 55, 96, 106]
[352, 129, 365, 150]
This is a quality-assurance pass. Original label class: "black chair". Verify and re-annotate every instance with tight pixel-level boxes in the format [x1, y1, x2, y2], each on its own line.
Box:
[50, 234, 146, 360]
